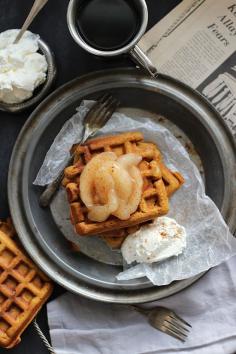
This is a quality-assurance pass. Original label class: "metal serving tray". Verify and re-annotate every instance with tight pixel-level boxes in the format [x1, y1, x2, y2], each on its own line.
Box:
[8, 68, 236, 303]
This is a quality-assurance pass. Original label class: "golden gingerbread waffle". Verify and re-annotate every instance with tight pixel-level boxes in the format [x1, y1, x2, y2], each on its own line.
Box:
[0, 219, 15, 239]
[0, 229, 53, 348]
[100, 225, 142, 249]
[62, 132, 184, 237]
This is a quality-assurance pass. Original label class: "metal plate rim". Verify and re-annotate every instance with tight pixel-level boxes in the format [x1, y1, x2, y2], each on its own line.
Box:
[8, 68, 236, 303]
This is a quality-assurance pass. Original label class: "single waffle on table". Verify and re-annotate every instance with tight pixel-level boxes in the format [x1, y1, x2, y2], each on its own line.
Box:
[62, 132, 184, 237]
[0, 227, 53, 348]
[0, 219, 16, 239]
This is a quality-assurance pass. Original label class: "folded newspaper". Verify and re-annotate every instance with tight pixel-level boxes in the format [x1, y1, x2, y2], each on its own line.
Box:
[138, 0, 236, 139]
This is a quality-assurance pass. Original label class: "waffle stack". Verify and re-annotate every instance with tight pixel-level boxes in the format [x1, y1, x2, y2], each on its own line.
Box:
[0, 220, 53, 348]
[62, 132, 184, 248]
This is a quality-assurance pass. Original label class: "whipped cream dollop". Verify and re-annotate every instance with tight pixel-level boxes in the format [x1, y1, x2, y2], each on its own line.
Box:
[121, 216, 186, 264]
[0, 29, 48, 104]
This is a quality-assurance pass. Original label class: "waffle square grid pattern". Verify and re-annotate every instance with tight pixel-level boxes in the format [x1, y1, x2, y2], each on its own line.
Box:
[62, 132, 184, 248]
[0, 222, 53, 349]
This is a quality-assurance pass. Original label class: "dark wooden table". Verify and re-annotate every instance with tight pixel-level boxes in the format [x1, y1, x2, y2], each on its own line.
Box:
[0, 0, 181, 352]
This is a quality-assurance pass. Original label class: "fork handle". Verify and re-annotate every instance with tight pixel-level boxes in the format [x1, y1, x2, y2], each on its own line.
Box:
[39, 153, 75, 208]
[130, 305, 150, 316]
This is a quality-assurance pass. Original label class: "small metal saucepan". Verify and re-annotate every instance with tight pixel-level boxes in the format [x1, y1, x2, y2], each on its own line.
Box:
[67, 0, 158, 77]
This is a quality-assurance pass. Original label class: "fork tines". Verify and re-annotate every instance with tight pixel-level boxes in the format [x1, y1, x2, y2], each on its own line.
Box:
[163, 312, 191, 342]
[84, 94, 120, 127]
[98, 94, 120, 112]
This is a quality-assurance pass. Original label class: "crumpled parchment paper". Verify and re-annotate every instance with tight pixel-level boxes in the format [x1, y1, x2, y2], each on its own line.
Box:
[34, 101, 236, 286]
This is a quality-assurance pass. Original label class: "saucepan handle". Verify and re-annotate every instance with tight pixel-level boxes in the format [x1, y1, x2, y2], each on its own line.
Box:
[129, 44, 159, 78]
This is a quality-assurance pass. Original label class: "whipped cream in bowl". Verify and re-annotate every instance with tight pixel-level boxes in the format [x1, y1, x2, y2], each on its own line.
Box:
[121, 216, 187, 264]
[0, 29, 56, 113]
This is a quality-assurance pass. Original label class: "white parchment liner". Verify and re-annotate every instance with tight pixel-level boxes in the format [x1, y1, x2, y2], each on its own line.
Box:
[34, 101, 236, 286]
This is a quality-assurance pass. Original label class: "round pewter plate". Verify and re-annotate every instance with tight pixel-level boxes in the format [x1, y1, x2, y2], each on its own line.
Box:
[8, 68, 236, 303]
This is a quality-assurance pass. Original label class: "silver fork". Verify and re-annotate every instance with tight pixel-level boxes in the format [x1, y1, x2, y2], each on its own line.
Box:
[132, 306, 191, 342]
[39, 94, 119, 208]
